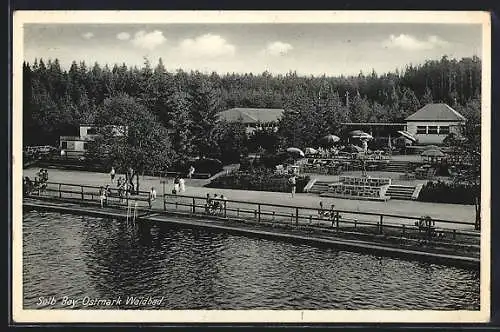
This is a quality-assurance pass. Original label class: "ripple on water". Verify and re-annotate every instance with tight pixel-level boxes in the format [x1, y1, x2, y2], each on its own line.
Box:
[22, 211, 480, 310]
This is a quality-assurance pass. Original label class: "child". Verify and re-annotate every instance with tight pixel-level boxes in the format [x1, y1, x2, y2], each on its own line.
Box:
[99, 186, 106, 208]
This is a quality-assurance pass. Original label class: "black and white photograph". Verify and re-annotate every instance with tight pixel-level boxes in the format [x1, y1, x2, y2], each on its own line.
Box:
[12, 11, 491, 323]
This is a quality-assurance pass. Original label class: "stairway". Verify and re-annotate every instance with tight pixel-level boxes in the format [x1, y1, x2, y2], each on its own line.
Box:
[385, 161, 411, 172]
[385, 185, 416, 200]
[308, 181, 331, 194]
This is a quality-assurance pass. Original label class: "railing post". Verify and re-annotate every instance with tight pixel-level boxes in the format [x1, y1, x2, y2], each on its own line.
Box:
[402, 224, 406, 237]
[309, 215, 312, 225]
[224, 201, 227, 218]
[254, 210, 257, 220]
[59, 184, 62, 198]
[175, 201, 178, 210]
[258, 204, 261, 223]
[272, 211, 275, 222]
[164, 197, 166, 211]
[427, 219, 432, 239]
[453, 229, 456, 240]
[192, 197, 195, 213]
[237, 208, 240, 217]
[81, 186, 84, 200]
[295, 207, 299, 226]
[354, 219, 357, 229]
[379, 215, 383, 234]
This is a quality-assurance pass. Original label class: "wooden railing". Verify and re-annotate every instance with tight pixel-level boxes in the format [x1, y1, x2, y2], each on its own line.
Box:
[160, 193, 478, 246]
[24, 181, 480, 246]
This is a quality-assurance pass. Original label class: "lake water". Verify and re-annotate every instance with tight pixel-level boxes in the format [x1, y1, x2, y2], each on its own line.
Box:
[23, 211, 480, 310]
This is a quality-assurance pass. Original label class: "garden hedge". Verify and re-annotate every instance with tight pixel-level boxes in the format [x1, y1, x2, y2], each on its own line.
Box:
[417, 180, 478, 205]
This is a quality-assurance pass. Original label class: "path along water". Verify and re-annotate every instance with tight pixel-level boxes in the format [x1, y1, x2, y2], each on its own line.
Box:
[23, 168, 476, 224]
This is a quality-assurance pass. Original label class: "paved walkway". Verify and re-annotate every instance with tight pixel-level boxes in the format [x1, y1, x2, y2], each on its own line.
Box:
[23, 167, 476, 225]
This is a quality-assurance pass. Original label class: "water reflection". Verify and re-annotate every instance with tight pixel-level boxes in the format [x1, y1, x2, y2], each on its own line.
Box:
[23, 211, 480, 310]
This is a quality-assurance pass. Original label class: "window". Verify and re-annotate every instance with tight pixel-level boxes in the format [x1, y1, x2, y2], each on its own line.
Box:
[439, 126, 450, 135]
[83, 143, 89, 150]
[416, 126, 427, 134]
[428, 126, 438, 134]
[61, 141, 68, 149]
[87, 127, 97, 135]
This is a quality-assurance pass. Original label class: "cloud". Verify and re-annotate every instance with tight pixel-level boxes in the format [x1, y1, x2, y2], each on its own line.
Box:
[82, 32, 94, 40]
[178, 34, 236, 58]
[383, 34, 450, 51]
[131, 30, 166, 50]
[262, 41, 293, 56]
[116, 32, 131, 41]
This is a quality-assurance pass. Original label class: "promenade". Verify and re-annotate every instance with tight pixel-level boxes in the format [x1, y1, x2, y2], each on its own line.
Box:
[23, 167, 476, 225]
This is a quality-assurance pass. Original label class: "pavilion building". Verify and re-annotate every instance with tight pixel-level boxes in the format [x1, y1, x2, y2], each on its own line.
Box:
[217, 107, 284, 135]
[405, 103, 466, 145]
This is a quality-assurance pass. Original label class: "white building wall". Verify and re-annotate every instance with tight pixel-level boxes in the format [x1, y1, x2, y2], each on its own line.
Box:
[406, 121, 464, 145]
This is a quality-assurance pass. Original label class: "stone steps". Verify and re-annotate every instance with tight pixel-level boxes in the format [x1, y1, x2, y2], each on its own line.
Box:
[386, 185, 416, 200]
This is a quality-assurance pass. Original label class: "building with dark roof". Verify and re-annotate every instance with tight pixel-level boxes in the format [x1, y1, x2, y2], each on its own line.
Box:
[217, 107, 284, 134]
[405, 103, 466, 145]
[59, 124, 127, 159]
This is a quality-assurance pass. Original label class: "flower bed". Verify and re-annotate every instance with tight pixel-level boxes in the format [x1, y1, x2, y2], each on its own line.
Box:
[205, 169, 310, 193]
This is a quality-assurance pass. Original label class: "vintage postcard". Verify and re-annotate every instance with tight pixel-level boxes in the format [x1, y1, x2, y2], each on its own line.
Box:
[12, 10, 491, 323]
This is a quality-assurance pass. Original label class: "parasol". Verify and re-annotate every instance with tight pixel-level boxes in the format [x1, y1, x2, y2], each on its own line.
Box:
[352, 132, 373, 140]
[286, 147, 305, 157]
[304, 147, 319, 155]
[397, 130, 417, 143]
[319, 134, 341, 146]
[421, 149, 444, 157]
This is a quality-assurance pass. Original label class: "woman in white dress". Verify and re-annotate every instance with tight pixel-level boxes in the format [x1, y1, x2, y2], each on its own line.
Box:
[179, 177, 186, 193]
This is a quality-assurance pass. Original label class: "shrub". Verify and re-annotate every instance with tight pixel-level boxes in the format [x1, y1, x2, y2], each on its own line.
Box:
[170, 158, 223, 176]
[259, 151, 291, 169]
[417, 180, 478, 205]
[194, 158, 223, 176]
[206, 168, 310, 193]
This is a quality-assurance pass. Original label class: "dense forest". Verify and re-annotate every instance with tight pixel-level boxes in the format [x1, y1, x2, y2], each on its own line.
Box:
[23, 55, 481, 159]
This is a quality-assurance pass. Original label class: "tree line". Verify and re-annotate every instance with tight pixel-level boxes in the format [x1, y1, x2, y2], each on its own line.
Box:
[23, 55, 481, 164]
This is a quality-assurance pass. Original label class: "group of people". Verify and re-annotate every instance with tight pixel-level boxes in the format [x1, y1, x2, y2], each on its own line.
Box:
[23, 169, 49, 195]
[317, 201, 337, 221]
[205, 193, 227, 215]
[172, 175, 186, 194]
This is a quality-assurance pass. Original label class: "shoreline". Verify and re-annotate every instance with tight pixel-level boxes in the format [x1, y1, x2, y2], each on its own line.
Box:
[23, 197, 479, 270]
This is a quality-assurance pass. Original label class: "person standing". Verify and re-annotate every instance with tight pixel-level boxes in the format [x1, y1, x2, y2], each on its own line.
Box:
[149, 187, 157, 206]
[289, 175, 297, 198]
[220, 194, 227, 214]
[110, 167, 116, 183]
[179, 177, 186, 193]
[99, 186, 106, 208]
[173, 175, 180, 194]
[187, 165, 195, 179]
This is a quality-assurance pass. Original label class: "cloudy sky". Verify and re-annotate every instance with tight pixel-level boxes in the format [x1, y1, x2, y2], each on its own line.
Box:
[23, 23, 482, 76]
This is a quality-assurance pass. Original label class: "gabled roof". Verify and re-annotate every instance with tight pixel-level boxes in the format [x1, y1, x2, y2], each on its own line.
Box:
[405, 103, 466, 122]
[218, 108, 284, 123]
